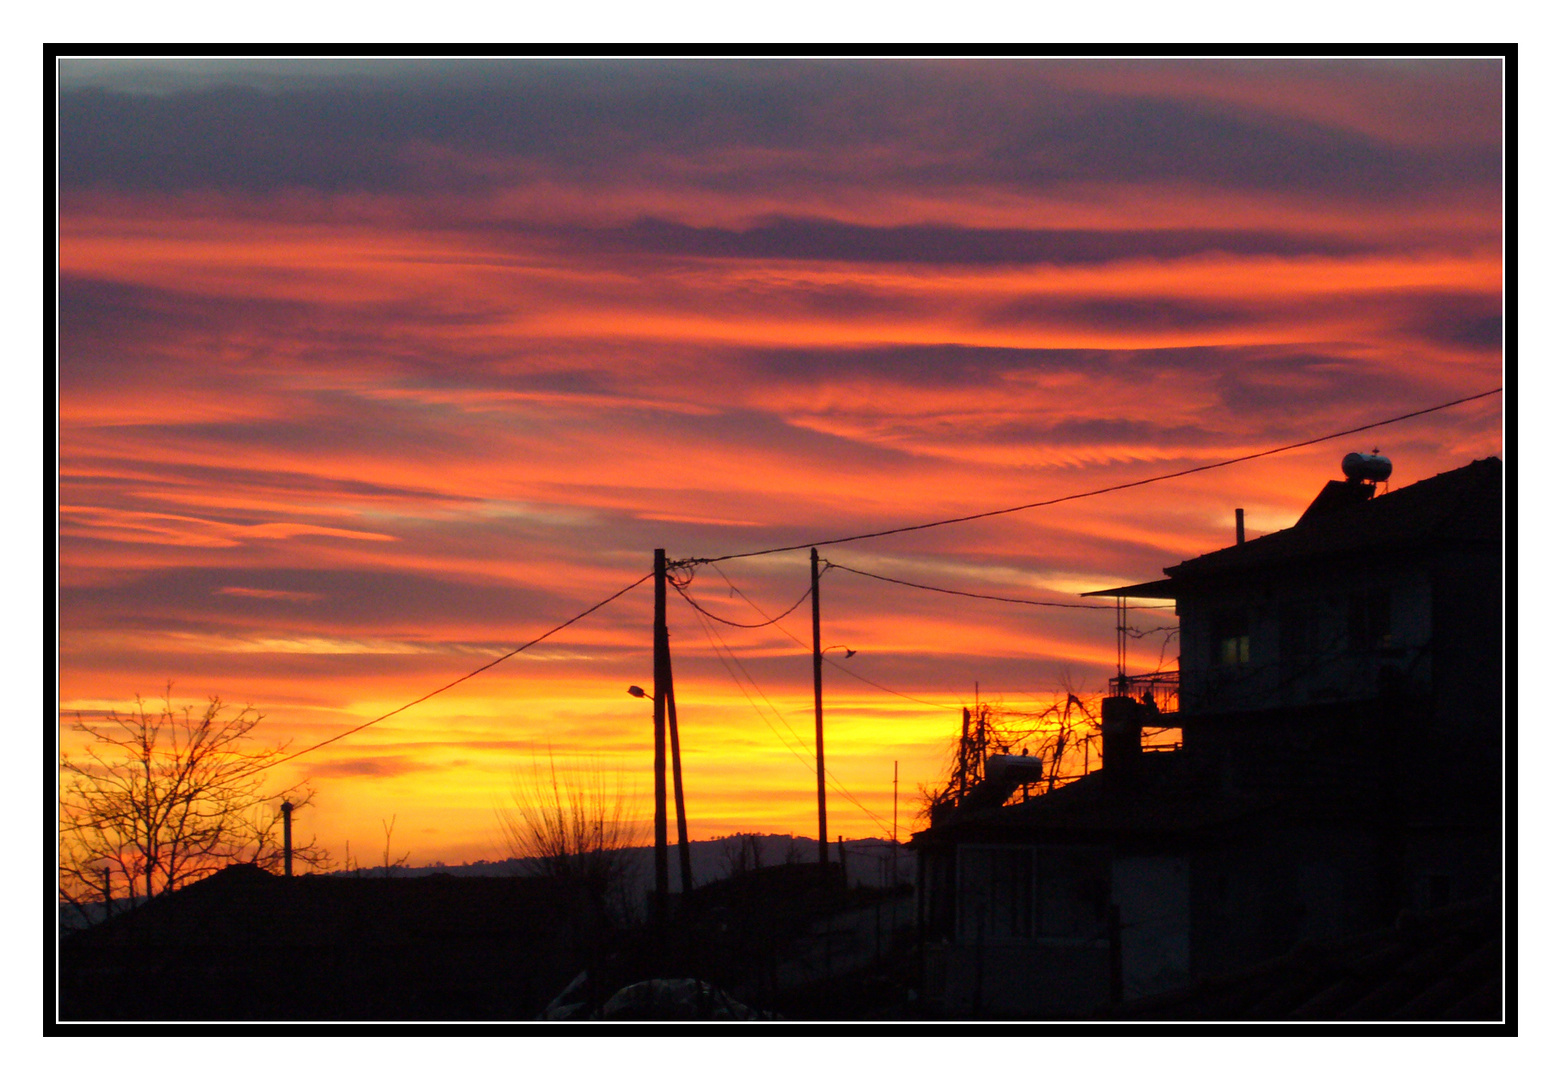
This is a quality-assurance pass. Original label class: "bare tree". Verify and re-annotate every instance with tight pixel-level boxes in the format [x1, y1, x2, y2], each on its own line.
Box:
[916, 680, 1104, 824]
[719, 833, 765, 879]
[380, 814, 410, 877]
[59, 687, 323, 910]
[497, 753, 645, 919]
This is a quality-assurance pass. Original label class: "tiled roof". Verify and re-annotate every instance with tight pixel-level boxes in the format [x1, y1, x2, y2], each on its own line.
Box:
[1106, 898, 1501, 1020]
[1165, 457, 1501, 581]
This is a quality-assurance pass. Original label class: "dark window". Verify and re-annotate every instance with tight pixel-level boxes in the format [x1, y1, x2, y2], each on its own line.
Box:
[1280, 602, 1318, 660]
[1211, 609, 1249, 666]
[1349, 589, 1392, 651]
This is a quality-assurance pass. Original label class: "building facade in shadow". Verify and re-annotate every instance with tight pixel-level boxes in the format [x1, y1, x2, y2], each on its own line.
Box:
[912, 455, 1502, 1018]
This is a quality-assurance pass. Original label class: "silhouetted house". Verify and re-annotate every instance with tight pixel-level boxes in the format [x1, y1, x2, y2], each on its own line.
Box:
[912, 456, 1502, 1018]
[59, 864, 591, 1020]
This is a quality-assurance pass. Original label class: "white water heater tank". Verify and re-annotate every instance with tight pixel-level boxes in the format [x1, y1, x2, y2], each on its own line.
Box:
[1342, 452, 1392, 483]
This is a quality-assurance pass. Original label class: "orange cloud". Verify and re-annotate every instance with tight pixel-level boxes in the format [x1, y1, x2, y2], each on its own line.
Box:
[57, 60, 1503, 865]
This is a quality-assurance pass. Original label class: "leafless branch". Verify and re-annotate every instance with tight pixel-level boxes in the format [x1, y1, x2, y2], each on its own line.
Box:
[59, 687, 316, 905]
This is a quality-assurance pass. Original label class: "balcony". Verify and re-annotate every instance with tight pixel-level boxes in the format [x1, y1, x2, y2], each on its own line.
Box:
[1111, 671, 1179, 718]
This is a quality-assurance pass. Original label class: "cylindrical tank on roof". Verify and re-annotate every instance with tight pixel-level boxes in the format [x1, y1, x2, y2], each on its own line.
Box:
[1342, 452, 1392, 483]
[985, 753, 1049, 784]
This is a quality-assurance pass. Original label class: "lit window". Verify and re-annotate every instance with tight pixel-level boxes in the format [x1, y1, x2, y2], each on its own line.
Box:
[1212, 610, 1249, 666]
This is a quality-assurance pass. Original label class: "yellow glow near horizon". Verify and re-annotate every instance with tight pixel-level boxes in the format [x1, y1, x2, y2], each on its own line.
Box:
[57, 59, 1502, 874]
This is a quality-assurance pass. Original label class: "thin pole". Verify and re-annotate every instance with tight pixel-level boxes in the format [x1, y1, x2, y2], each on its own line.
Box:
[653, 549, 669, 915]
[958, 707, 971, 802]
[665, 635, 694, 895]
[893, 760, 898, 847]
[812, 548, 828, 866]
[976, 703, 987, 781]
[1116, 595, 1128, 695]
[282, 800, 294, 878]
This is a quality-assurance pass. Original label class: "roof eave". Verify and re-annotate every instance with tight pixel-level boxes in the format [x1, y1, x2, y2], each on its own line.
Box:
[1080, 577, 1179, 600]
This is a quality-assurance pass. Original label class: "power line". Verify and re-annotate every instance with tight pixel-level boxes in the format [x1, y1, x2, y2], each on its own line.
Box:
[680, 570, 897, 833]
[688, 388, 1502, 565]
[235, 570, 656, 780]
[672, 576, 817, 628]
[225, 390, 1499, 791]
[824, 560, 1173, 610]
[683, 596, 819, 768]
[828, 774, 894, 835]
[706, 562, 961, 711]
[681, 595, 892, 833]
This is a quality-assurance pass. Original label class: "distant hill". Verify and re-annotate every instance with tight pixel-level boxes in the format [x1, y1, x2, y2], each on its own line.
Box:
[326, 833, 911, 895]
[59, 834, 912, 931]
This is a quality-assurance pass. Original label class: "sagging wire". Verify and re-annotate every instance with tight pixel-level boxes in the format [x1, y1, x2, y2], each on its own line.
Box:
[706, 561, 961, 712]
[677, 388, 1502, 566]
[671, 563, 817, 630]
[681, 593, 892, 834]
[229, 570, 656, 780]
[683, 595, 818, 769]
[823, 560, 1172, 610]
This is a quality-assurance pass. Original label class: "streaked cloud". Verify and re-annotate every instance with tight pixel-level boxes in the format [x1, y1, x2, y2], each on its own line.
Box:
[57, 57, 1504, 865]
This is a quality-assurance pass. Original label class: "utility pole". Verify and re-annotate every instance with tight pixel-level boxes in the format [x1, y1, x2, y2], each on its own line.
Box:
[652, 549, 669, 917]
[663, 636, 694, 895]
[281, 800, 294, 878]
[811, 548, 828, 867]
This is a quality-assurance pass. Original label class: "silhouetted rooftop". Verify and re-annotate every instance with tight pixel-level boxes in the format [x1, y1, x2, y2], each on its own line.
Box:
[1085, 456, 1501, 599]
[1167, 456, 1500, 580]
[60, 864, 590, 1020]
[912, 753, 1272, 845]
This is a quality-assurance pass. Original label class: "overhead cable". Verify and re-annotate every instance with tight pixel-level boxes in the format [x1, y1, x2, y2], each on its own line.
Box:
[824, 560, 1173, 610]
[683, 596, 818, 767]
[671, 575, 818, 629]
[706, 563, 962, 713]
[682, 593, 893, 833]
[688, 388, 1502, 565]
[234, 570, 656, 779]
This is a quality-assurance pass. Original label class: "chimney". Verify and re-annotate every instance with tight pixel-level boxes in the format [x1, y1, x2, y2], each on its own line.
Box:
[1100, 695, 1143, 782]
[1235, 508, 1245, 544]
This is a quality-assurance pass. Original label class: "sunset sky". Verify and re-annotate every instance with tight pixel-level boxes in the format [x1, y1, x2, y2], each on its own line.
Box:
[56, 57, 1504, 869]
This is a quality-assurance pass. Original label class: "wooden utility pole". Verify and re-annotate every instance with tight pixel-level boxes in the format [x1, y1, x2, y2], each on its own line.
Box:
[664, 637, 694, 895]
[893, 760, 898, 848]
[652, 549, 669, 916]
[281, 800, 294, 878]
[811, 548, 828, 866]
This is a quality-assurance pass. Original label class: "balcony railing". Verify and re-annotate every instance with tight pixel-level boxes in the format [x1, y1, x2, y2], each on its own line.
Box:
[1110, 671, 1179, 716]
